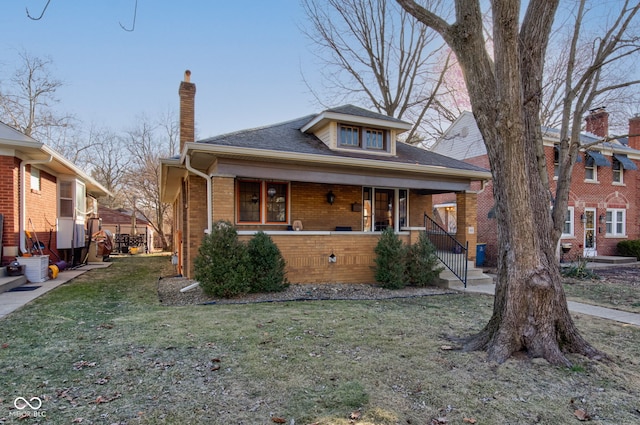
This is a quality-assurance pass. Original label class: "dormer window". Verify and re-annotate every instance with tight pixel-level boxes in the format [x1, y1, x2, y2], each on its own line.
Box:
[339, 123, 388, 151]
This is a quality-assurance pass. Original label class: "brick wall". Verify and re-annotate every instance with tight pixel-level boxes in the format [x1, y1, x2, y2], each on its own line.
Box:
[0, 157, 20, 263]
[471, 146, 639, 264]
[24, 166, 59, 257]
[238, 231, 412, 284]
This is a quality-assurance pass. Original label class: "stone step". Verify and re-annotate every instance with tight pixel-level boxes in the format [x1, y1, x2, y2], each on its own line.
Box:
[586, 256, 637, 264]
[0, 267, 28, 294]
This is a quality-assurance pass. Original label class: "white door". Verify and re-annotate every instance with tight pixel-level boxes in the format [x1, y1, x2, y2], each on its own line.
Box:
[583, 208, 597, 257]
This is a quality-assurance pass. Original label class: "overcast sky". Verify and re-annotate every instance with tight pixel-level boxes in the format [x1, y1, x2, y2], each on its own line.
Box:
[0, 1, 322, 139]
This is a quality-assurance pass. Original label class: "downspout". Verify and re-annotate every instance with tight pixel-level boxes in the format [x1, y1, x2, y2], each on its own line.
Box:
[181, 154, 212, 293]
[20, 156, 53, 254]
[184, 154, 212, 234]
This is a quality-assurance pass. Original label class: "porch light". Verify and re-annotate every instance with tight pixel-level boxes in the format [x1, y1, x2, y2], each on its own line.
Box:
[580, 213, 586, 223]
[326, 190, 335, 205]
[267, 187, 277, 199]
[251, 193, 259, 204]
[599, 213, 605, 224]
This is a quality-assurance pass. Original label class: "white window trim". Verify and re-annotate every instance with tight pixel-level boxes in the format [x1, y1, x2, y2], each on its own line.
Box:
[605, 208, 626, 237]
[612, 158, 624, 185]
[30, 167, 41, 191]
[561, 206, 574, 238]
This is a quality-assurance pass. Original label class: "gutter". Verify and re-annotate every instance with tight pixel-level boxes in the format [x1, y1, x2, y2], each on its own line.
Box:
[20, 156, 53, 254]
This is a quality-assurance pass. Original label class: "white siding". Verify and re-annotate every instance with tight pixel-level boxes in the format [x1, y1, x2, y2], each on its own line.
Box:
[431, 111, 487, 160]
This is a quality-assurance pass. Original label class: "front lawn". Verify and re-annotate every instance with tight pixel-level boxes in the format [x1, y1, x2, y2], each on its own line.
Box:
[1, 255, 639, 424]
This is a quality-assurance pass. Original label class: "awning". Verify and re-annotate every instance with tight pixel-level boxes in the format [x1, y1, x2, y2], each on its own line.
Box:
[613, 153, 638, 170]
[585, 151, 611, 167]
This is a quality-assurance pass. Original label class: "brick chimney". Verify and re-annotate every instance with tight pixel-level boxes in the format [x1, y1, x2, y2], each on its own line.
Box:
[179, 70, 196, 152]
[628, 115, 640, 151]
[585, 107, 609, 137]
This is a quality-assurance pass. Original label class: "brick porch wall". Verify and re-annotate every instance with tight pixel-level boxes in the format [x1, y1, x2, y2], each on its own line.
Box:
[239, 231, 413, 284]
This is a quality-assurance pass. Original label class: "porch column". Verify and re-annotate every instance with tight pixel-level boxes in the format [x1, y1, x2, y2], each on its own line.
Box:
[455, 191, 478, 261]
[212, 176, 235, 222]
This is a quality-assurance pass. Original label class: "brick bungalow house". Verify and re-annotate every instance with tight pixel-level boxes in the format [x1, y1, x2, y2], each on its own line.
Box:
[0, 122, 111, 266]
[160, 71, 492, 284]
[431, 109, 640, 266]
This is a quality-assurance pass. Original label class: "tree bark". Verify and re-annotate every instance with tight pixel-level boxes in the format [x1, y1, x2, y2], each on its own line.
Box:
[397, 0, 607, 365]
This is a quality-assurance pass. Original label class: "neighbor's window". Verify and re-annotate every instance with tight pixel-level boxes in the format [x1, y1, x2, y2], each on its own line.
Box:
[553, 145, 560, 178]
[59, 181, 74, 217]
[612, 157, 623, 184]
[584, 154, 597, 181]
[605, 209, 625, 236]
[30, 167, 41, 191]
[237, 180, 288, 224]
[562, 207, 574, 237]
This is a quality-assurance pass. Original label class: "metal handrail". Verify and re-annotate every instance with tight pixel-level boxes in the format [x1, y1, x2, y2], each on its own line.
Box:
[423, 213, 468, 287]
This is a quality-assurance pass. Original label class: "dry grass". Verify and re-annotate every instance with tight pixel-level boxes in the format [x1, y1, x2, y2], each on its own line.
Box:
[563, 265, 640, 313]
[1, 255, 639, 424]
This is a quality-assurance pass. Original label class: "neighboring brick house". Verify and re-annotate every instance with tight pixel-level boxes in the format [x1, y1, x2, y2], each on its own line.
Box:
[160, 71, 492, 283]
[431, 109, 640, 266]
[0, 122, 111, 266]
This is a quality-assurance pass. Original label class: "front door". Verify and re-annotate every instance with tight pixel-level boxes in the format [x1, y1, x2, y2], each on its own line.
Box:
[583, 208, 597, 257]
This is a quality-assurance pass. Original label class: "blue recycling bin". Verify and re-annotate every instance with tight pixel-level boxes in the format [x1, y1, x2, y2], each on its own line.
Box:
[476, 243, 486, 267]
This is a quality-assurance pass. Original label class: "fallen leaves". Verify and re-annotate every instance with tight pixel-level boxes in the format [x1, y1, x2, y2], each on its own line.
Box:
[463, 418, 477, 424]
[92, 393, 121, 404]
[271, 417, 286, 423]
[574, 408, 592, 421]
[72, 361, 97, 370]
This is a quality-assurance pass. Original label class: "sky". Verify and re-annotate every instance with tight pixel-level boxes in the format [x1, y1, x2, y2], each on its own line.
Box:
[0, 0, 323, 139]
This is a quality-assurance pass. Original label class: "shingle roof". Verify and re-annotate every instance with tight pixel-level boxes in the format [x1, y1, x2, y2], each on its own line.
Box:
[197, 108, 488, 173]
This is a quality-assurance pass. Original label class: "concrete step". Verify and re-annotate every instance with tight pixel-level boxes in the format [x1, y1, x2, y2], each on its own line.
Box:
[586, 256, 637, 264]
[0, 266, 28, 294]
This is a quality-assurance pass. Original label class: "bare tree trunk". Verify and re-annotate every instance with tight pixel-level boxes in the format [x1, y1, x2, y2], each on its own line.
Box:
[397, 0, 607, 366]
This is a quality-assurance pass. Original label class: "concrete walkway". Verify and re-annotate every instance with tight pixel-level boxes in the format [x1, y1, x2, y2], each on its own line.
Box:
[0, 263, 112, 319]
[450, 282, 640, 327]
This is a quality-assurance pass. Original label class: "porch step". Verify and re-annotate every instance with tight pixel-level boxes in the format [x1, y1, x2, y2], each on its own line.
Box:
[586, 256, 637, 264]
[0, 267, 28, 294]
[435, 260, 494, 288]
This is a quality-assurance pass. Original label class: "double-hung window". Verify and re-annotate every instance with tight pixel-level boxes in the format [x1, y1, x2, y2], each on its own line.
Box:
[612, 158, 623, 183]
[30, 167, 41, 191]
[605, 209, 625, 236]
[584, 154, 597, 181]
[561, 207, 574, 237]
[237, 180, 288, 224]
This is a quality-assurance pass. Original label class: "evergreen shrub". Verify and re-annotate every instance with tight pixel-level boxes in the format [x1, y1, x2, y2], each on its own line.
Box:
[194, 221, 250, 297]
[374, 227, 408, 289]
[407, 231, 444, 286]
[247, 231, 289, 293]
[617, 240, 640, 260]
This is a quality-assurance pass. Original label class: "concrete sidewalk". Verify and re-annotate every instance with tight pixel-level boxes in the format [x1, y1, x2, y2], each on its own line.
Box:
[450, 282, 640, 327]
[0, 263, 112, 319]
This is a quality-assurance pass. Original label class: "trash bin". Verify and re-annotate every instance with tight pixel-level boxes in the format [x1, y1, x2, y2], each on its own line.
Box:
[476, 243, 486, 267]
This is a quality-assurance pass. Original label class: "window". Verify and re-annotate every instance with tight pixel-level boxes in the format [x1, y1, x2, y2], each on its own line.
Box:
[584, 153, 596, 181]
[553, 145, 560, 178]
[30, 167, 41, 191]
[561, 207, 574, 237]
[340, 125, 360, 147]
[339, 124, 388, 151]
[237, 180, 288, 224]
[59, 181, 74, 217]
[605, 209, 625, 236]
[365, 129, 384, 149]
[612, 157, 623, 183]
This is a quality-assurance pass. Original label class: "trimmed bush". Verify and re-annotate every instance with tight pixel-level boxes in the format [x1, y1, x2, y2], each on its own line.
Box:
[374, 227, 408, 289]
[407, 231, 444, 286]
[617, 240, 640, 260]
[194, 221, 250, 297]
[247, 231, 289, 293]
